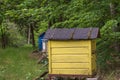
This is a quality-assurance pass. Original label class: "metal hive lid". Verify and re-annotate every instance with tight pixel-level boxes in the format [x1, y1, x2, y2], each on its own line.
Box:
[44, 28, 100, 40]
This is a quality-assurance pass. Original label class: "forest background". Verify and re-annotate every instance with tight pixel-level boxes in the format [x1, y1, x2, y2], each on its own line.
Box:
[0, 0, 120, 78]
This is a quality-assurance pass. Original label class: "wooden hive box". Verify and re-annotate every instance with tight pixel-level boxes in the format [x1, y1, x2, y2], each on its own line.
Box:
[44, 28, 100, 78]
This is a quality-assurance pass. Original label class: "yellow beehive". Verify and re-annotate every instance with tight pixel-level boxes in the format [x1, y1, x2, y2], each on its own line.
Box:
[44, 28, 99, 77]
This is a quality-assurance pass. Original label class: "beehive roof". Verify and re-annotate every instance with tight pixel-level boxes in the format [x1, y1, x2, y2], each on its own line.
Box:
[44, 28, 100, 40]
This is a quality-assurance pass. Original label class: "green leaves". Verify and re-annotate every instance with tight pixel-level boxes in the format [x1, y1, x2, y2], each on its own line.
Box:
[98, 19, 120, 69]
[101, 20, 118, 41]
[0, 0, 120, 69]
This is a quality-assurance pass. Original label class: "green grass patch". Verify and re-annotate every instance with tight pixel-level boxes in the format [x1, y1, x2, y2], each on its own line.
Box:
[0, 47, 46, 80]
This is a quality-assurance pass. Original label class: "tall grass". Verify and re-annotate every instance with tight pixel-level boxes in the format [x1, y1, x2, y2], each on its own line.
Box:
[0, 47, 46, 80]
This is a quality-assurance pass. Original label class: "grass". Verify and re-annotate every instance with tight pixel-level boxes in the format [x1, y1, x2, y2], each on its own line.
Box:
[0, 47, 46, 80]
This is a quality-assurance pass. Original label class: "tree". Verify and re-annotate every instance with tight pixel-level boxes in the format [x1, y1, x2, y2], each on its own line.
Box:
[0, 0, 25, 48]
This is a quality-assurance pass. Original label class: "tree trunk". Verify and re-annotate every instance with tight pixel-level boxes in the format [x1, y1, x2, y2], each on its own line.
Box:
[48, 21, 52, 29]
[109, 3, 116, 18]
[30, 23, 35, 47]
[27, 25, 31, 44]
[59, 14, 63, 22]
[1, 29, 6, 48]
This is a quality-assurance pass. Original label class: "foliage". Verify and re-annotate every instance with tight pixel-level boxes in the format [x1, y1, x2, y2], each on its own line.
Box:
[7, 21, 26, 47]
[97, 19, 120, 69]
[101, 20, 119, 42]
[0, 0, 120, 69]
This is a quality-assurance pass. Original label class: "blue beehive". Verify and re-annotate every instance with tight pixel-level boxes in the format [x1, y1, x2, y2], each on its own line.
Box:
[38, 32, 45, 51]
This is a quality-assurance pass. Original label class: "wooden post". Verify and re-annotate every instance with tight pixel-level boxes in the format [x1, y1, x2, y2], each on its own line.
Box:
[86, 75, 100, 80]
